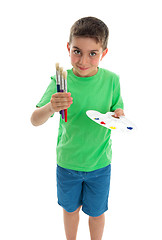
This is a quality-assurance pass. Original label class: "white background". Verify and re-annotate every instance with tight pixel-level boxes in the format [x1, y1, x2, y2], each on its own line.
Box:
[0, 0, 162, 239]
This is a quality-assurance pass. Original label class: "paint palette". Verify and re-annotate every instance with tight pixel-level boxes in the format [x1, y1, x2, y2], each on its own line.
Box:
[86, 110, 137, 133]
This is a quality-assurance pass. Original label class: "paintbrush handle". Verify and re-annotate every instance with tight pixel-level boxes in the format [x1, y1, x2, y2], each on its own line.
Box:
[60, 89, 64, 119]
[57, 84, 62, 115]
[65, 109, 67, 122]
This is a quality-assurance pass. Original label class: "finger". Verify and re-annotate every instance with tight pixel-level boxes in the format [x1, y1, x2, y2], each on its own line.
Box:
[52, 92, 71, 98]
[54, 98, 73, 103]
[51, 98, 72, 107]
[114, 110, 124, 117]
[114, 110, 121, 118]
[54, 101, 72, 107]
[61, 104, 72, 110]
[56, 103, 72, 111]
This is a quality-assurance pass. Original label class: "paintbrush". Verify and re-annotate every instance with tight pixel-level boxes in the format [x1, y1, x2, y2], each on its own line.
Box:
[59, 67, 65, 119]
[55, 63, 62, 115]
[63, 70, 67, 122]
[55, 62, 60, 92]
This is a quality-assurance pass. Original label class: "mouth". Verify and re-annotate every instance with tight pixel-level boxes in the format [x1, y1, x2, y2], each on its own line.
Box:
[78, 66, 89, 71]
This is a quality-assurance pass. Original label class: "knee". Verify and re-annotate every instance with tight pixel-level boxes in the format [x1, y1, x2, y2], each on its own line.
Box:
[89, 213, 104, 220]
[64, 206, 81, 215]
[72, 206, 81, 214]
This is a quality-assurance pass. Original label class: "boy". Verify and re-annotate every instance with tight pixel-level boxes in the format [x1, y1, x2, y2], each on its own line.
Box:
[31, 16, 124, 240]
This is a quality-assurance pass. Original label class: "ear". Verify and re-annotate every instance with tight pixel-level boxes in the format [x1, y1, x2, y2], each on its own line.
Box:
[100, 48, 108, 61]
[67, 42, 70, 55]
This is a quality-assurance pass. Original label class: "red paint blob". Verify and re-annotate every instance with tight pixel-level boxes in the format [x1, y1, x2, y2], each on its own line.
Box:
[100, 121, 106, 125]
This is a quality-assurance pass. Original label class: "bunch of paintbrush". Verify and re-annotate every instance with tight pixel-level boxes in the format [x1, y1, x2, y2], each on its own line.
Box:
[55, 63, 67, 122]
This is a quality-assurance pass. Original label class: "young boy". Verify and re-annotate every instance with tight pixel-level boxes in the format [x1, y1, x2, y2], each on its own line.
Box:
[31, 16, 124, 240]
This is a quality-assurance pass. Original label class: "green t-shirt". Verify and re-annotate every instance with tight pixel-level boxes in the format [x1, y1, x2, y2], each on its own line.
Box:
[36, 68, 124, 172]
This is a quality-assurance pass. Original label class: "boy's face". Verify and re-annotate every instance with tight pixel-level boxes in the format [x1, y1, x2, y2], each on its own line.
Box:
[67, 37, 108, 77]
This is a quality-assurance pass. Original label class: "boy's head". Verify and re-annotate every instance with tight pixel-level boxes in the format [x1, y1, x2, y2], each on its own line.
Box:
[67, 16, 109, 77]
[69, 16, 109, 51]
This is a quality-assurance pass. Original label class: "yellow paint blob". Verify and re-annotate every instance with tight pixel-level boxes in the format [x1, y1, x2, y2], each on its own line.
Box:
[110, 126, 116, 129]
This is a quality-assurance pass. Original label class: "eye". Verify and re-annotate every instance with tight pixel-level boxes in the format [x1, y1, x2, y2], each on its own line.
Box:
[73, 50, 81, 55]
[90, 52, 96, 57]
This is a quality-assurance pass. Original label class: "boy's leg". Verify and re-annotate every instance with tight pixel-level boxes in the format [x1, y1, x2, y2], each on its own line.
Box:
[82, 165, 111, 239]
[88, 213, 105, 240]
[63, 206, 81, 240]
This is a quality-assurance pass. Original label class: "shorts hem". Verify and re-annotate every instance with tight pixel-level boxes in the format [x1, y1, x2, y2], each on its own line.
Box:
[82, 207, 108, 217]
[58, 201, 82, 213]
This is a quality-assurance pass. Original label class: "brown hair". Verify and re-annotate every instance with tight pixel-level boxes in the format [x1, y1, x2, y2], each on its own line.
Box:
[69, 16, 109, 50]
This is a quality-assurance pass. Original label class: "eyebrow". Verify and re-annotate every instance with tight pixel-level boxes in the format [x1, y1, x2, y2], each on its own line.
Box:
[72, 46, 99, 52]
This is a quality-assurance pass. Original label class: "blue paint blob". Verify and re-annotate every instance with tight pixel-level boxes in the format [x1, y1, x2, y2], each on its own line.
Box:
[127, 127, 133, 130]
[94, 118, 99, 120]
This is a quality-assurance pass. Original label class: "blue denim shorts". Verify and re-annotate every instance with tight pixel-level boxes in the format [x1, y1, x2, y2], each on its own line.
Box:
[56, 164, 111, 217]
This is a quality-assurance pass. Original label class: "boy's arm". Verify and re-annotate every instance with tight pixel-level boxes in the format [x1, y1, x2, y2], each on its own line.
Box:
[111, 74, 124, 117]
[31, 92, 73, 126]
[30, 102, 55, 126]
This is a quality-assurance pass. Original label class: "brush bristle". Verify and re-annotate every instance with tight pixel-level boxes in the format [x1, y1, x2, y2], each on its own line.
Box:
[55, 62, 59, 71]
[63, 71, 67, 79]
[60, 67, 63, 75]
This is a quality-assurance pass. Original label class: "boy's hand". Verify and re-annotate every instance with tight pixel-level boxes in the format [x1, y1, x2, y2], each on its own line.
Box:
[114, 108, 125, 118]
[50, 92, 73, 112]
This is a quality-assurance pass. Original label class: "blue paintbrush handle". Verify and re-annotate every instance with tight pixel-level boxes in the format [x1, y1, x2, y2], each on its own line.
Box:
[60, 90, 64, 119]
[57, 84, 62, 115]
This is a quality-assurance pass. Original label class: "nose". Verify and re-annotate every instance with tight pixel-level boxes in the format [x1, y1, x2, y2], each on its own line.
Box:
[79, 55, 88, 65]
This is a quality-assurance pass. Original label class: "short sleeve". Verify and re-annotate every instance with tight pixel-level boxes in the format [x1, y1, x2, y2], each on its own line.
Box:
[110, 75, 124, 112]
[36, 76, 57, 117]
